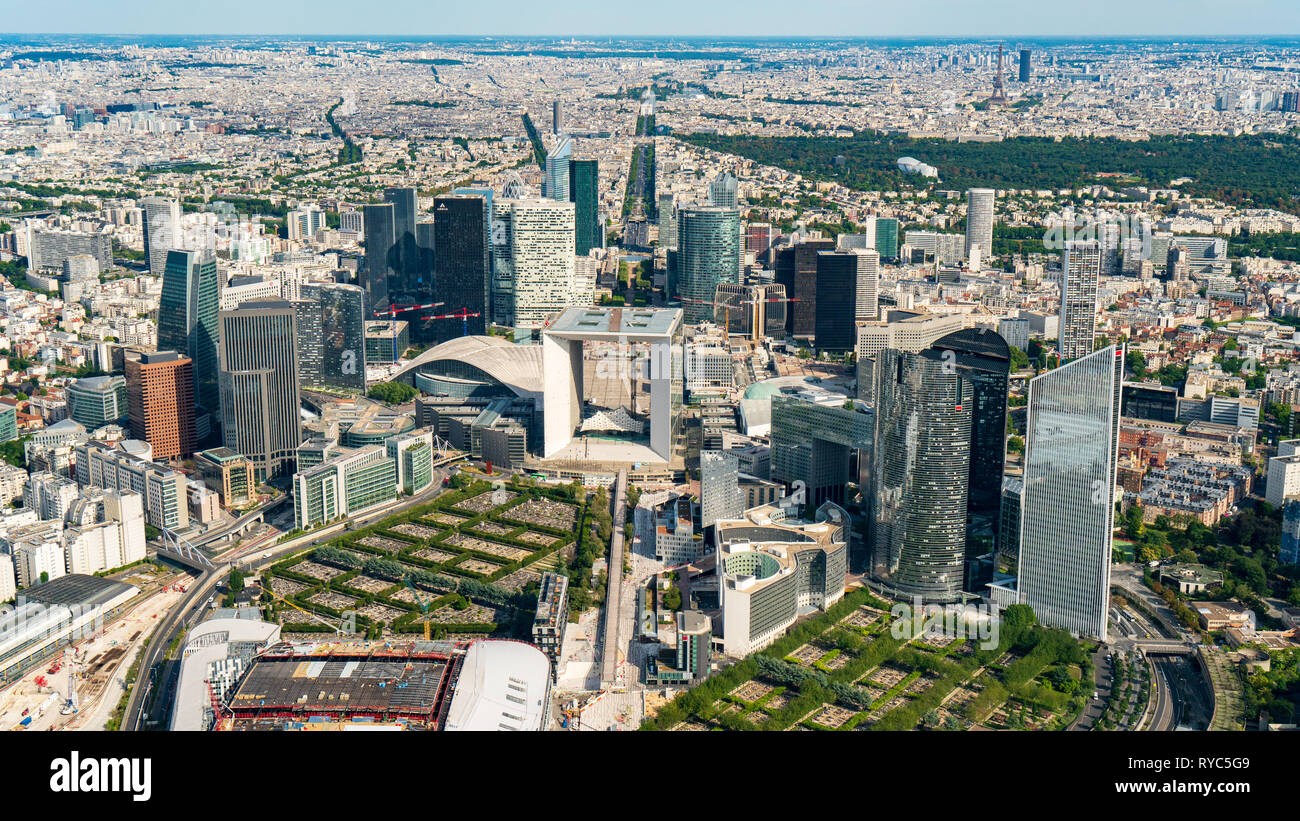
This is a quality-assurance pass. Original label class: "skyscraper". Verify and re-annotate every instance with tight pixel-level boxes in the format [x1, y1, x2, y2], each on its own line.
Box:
[568, 158, 600, 256]
[1019, 48, 1032, 83]
[157, 249, 220, 426]
[700, 450, 745, 529]
[361, 202, 394, 314]
[431, 195, 489, 341]
[875, 217, 900, 260]
[126, 351, 196, 460]
[545, 136, 572, 201]
[965, 188, 995, 263]
[657, 194, 676, 250]
[218, 302, 303, 481]
[930, 329, 1011, 590]
[774, 238, 834, 339]
[870, 347, 973, 603]
[1018, 345, 1124, 641]
[383, 187, 420, 298]
[709, 172, 739, 208]
[492, 198, 577, 328]
[296, 281, 367, 394]
[676, 206, 741, 324]
[141, 196, 180, 277]
[552, 99, 563, 134]
[1059, 240, 1102, 361]
[814, 250, 878, 353]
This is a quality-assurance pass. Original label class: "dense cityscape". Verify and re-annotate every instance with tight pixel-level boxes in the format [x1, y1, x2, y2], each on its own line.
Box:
[1, 24, 1299, 749]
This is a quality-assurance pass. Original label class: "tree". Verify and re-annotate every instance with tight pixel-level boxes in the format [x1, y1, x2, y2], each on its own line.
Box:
[228, 569, 245, 594]
[1006, 435, 1024, 454]
[367, 382, 418, 404]
[1008, 345, 1030, 372]
[1125, 349, 1147, 379]
[1124, 504, 1144, 539]
[662, 583, 683, 611]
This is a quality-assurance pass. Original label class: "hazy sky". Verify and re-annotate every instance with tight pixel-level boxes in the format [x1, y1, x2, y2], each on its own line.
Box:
[5, 0, 1299, 38]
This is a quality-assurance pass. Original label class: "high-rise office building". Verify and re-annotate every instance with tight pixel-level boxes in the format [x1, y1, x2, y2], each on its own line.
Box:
[676, 206, 741, 324]
[383, 187, 421, 299]
[770, 393, 873, 510]
[709, 172, 739, 208]
[295, 281, 367, 394]
[930, 329, 1011, 590]
[870, 347, 973, 603]
[1018, 48, 1032, 83]
[552, 100, 563, 134]
[657, 194, 676, 250]
[431, 195, 489, 341]
[361, 202, 394, 314]
[1059, 240, 1102, 361]
[814, 250, 878, 353]
[157, 249, 220, 424]
[66, 376, 127, 430]
[965, 188, 995, 263]
[875, 218, 900, 260]
[568, 158, 600, 256]
[700, 450, 745, 530]
[1018, 345, 1123, 641]
[492, 198, 577, 328]
[142, 196, 181, 277]
[218, 302, 303, 481]
[126, 351, 196, 460]
[544, 136, 572, 201]
[775, 238, 835, 338]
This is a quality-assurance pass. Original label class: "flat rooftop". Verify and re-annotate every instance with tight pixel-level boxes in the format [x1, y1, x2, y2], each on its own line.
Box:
[545, 306, 682, 339]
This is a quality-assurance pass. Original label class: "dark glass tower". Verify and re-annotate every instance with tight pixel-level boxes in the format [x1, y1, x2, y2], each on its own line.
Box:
[157, 249, 220, 423]
[870, 347, 973, 603]
[774, 239, 833, 338]
[929, 329, 1011, 591]
[568, 158, 600, 256]
[295, 281, 367, 394]
[813, 251, 860, 353]
[361, 203, 394, 314]
[384, 187, 421, 298]
[218, 302, 303, 482]
[431, 195, 489, 342]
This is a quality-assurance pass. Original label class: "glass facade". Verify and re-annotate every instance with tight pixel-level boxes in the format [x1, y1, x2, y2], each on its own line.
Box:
[431, 195, 489, 342]
[1018, 345, 1123, 640]
[297, 282, 367, 394]
[568, 159, 600, 256]
[770, 394, 873, 509]
[676, 207, 741, 324]
[870, 348, 973, 602]
[158, 249, 220, 418]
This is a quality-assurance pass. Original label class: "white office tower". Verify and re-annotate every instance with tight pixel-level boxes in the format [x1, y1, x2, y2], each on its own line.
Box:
[965, 188, 995, 262]
[544, 136, 572, 201]
[13, 540, 65, 587]
[493, 199, 578, 328]
[709, 172, 739, 208]
[288, 206, 327, 241]
[1018, 345, 1123, 642]
[142, 196, 181, 277]
[1058, 240, 1102, 361]
[852, 249, 881, 322]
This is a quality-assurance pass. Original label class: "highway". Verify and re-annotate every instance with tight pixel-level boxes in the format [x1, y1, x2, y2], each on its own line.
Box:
[123, 465, 456, 731]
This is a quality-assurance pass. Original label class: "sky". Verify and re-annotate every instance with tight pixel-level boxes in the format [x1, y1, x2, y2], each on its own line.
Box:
[3, 0, 1299, 39]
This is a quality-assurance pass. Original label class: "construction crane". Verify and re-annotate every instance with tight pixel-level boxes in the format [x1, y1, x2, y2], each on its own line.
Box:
[419, 308, 482, 337]
[405, 576, 436, 641]
[373, 301, 444, 319]
[264, 584, 352, 635]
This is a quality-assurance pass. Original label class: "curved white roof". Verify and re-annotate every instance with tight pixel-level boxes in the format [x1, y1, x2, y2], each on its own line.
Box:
[444, 640, 551, 732]
[392, 335, 543, 399]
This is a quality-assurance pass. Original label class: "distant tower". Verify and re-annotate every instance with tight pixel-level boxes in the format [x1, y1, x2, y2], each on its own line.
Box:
[987, 45, 1009, 106]
[552, 99, 563, 134]
[1019, 48, 1032, 83]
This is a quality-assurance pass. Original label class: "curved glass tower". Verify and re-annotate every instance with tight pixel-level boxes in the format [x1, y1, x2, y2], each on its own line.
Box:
[870, 347, 973, 602]
[676, 206, 740, 324]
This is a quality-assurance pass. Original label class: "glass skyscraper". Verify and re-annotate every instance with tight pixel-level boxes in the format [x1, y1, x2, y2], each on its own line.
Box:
[218, 302, 303, 482]
[1018, 345, 1123, 641]
[431, 194, 489, 341]
[545, 136, 572, 201]
[384, 187, 421, 298]
[157, 249, 220, 423]
[870, 347, 973, 603]
[568, 158, 600, 256]
[1059, 240, 1102, 361]
[676, 206, 741, 324]
[361, 202, 394, 314]
[769, 394, 873, 510]
[295, 281, 367, 394]
[875, 218, 900, 261]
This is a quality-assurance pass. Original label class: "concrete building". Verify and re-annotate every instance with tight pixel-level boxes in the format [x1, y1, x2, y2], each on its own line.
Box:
[126, 351, 195, 460]
[531, 571, 568, 679]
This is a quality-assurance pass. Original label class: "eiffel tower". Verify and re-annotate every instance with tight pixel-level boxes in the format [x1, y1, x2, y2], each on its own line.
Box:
[987, 44, 1010, 106]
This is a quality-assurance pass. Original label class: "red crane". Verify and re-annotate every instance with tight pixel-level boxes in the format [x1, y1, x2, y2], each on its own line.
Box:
[373, 301, 445, 318]
[419, 308, 482, 337]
